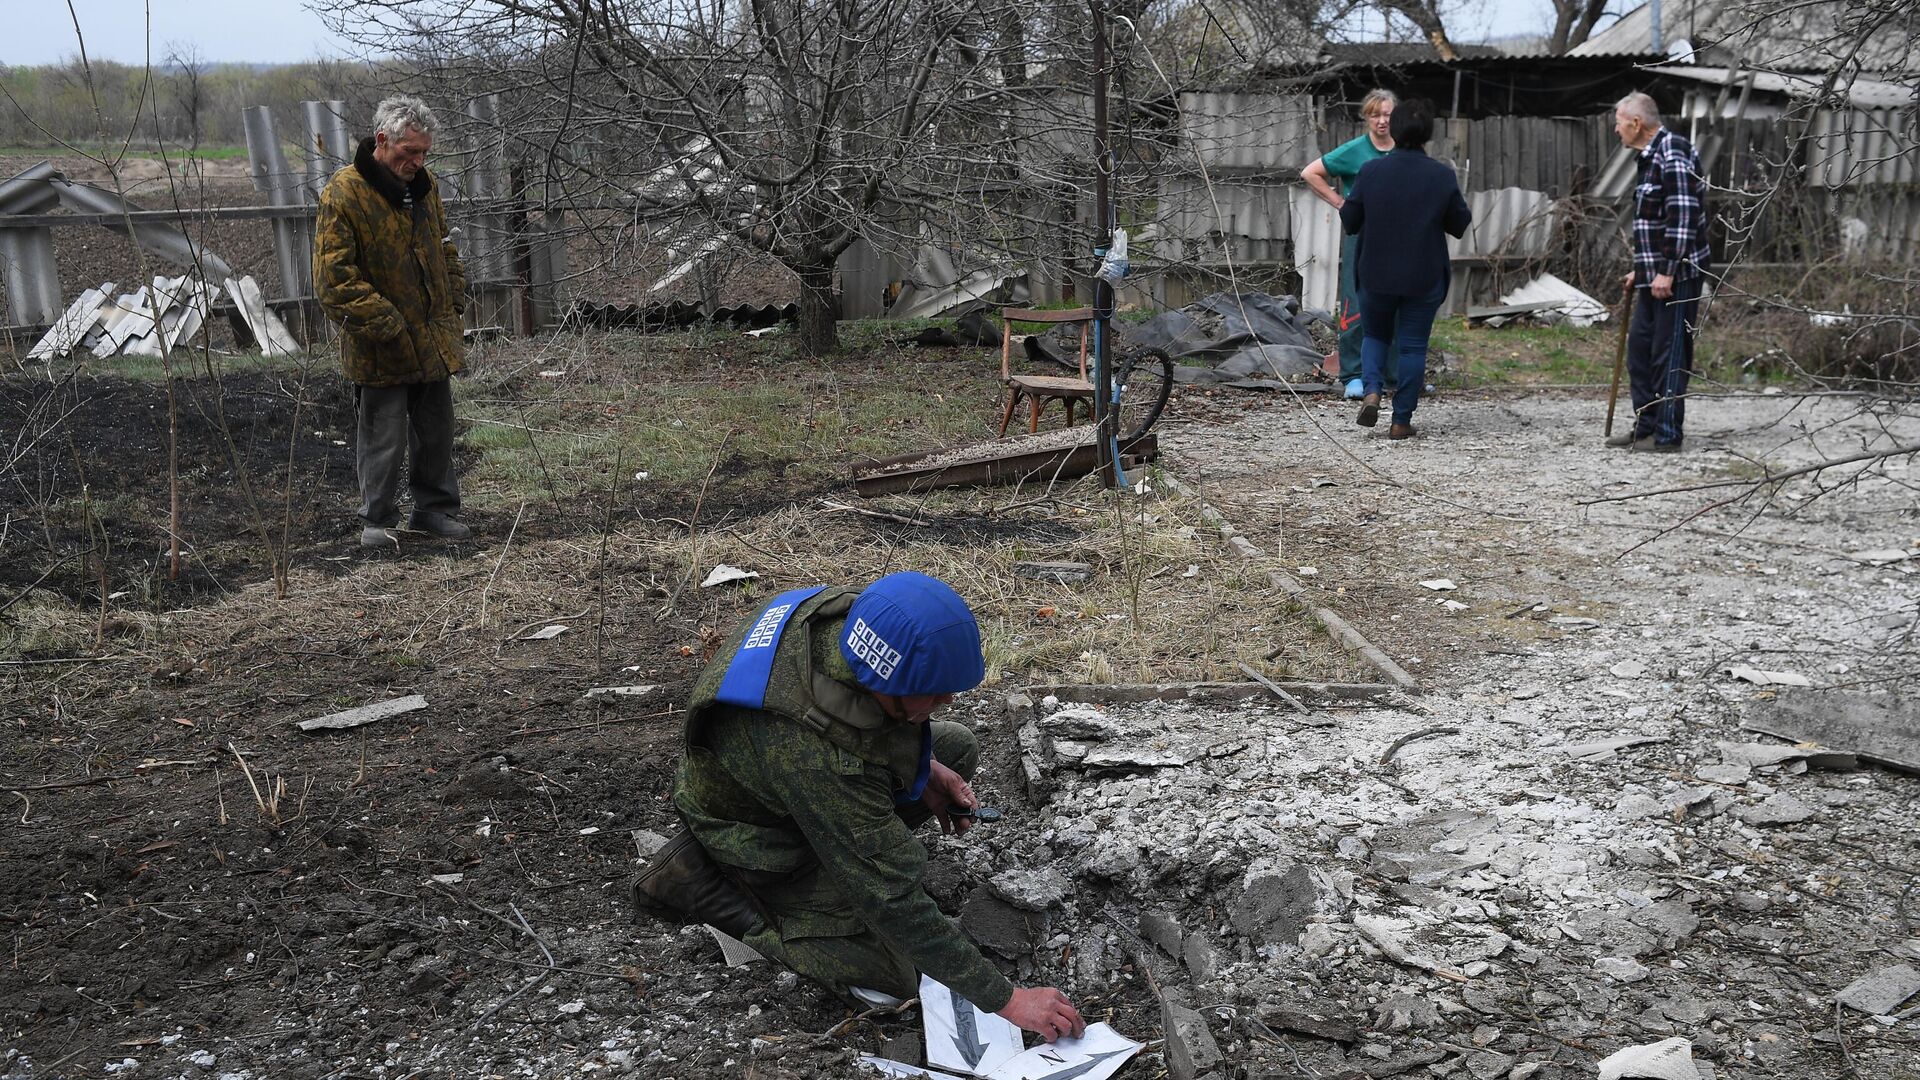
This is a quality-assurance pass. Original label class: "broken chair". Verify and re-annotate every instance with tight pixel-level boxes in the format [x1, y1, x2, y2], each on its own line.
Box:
[998, 306, 1095, 436]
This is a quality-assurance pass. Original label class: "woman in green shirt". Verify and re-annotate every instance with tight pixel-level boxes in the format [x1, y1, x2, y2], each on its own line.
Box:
[1302, 89, 1398, 399]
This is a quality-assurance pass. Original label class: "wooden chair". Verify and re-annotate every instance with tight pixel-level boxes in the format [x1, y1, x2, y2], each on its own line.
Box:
[998, 306, 1095, 436]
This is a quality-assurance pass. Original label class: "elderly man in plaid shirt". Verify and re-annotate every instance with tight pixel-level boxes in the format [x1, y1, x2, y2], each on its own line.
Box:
[1609, 92, 1711, 453]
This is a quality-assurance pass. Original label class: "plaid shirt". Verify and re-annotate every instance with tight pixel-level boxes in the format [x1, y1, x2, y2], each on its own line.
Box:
[1631, 127, 1711, 284]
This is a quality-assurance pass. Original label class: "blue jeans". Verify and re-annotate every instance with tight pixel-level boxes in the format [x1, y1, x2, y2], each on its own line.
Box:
[1359, 282, 1446, 426]
[1625, 277, 1701, 445]
[1338, 233, 1398, 387]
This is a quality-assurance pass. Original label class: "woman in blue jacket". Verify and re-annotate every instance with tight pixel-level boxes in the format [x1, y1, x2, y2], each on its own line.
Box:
[1338, 99, 1472, 439]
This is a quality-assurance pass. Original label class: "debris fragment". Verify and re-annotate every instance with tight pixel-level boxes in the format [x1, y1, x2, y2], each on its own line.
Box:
[1837, 964, 1920, 1015]
[1596, 1037, 1701, 1080]
[1159, 1000, 1223, 1080]
[1557, 735, 1666, 760]
[1610, 659, 1649, 678]
[1418, 578, 1457, 591]
[1724, 666, 1810, 687]
[1353, 914, 1466, 981]
[1738, 791, 1817, 826]
[705, 925, 764, 967]
[1014, 561, 1093, 585]
[1744, 692, 1920, 774]
[521, 624, 569, 641]
[700, 564, 759, 588]
[295, 694, 428, 732]
[579, 684, 658, 704]
[1844, 548, 1917, 566]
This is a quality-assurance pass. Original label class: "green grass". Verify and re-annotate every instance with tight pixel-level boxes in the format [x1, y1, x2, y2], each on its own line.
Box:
[453, 325, 1003, 501]
[1429, 318, 1615, 386]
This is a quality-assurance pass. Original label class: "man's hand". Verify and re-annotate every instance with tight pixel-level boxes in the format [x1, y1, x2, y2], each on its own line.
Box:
[997, 986, 1085, 1043]
[922, 760, 977, 836]
[1651, 272, 1674, 300]
[1622, 270, 1635, 291]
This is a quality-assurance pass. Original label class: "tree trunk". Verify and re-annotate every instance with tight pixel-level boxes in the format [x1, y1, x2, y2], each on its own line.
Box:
[794, 258, 839, 355]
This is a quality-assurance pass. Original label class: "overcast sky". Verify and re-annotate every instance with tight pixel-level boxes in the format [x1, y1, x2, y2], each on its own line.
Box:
[11, 0, 1595, 67]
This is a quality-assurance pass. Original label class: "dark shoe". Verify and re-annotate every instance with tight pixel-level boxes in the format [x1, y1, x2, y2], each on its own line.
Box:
[1356, 393, 1380, 428]
[1630, 437, 1682, 453]
[1388, 423, 1417, 440]
[408, 510, 472, 540]
[1604, 431, 1639, 448]
[631, 827, 763, 939]
[361, 525, 400, 549]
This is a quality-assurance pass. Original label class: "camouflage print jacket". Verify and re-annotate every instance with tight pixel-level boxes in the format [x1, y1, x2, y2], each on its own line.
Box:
[313, 137, 467, 386]
[674, 588, 1013, 1010]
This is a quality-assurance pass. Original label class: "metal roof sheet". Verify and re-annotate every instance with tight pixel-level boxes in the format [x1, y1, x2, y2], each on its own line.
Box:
[1572, 1, 1916, 74]
[1656, 65, 1919, 110]
[1177, 93, 1322, 171]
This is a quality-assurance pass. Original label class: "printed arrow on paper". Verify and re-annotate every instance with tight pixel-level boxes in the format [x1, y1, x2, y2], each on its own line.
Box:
[1033, 1048, 1131, 1080]
[949, 985, 988, 1069]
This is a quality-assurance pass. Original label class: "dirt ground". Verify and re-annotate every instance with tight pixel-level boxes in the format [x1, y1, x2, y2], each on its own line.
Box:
[3, 355, 1917, 1080]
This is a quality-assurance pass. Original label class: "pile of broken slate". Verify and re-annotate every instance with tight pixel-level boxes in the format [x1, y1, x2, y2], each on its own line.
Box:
[849, 682, 1920, 1080]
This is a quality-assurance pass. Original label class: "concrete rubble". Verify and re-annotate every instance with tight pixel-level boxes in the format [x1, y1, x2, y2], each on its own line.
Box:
[948, 657, 1920, 1078]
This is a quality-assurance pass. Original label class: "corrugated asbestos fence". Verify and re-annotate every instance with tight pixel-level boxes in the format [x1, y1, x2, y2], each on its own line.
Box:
[1151, 95, 1916, 315]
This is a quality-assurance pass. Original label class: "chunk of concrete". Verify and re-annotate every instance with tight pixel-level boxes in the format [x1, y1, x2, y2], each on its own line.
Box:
[1139, 911, 1185, 958]
[1038, 706, 1123, 740]
[1231, 864, 1328, 945]
[1159, 998, 1223, 1080]
[1836, 964, 1920, 1015]
[1631, 901, 1699, 947]
[959, 889, 1035, 958]
[1253, 1005, 1360, 1044]
[1374, 993, 1441, 1032]
[1596, 957, 1651, 983]
[988, 867, 1071, 912]
[1738, 791, 1817, 826]
[1183, 933, 1220, 983]
[1596, 1037, 1701, 1080]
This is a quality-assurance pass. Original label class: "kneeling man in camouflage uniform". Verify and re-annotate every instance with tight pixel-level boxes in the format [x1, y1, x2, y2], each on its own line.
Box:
[636, 572, 1085, 1042]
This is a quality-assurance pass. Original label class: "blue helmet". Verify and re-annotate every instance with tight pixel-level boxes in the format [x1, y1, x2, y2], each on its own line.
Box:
[840, 572, 985, 696]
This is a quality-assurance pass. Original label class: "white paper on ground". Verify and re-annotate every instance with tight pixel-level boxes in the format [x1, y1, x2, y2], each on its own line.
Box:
[1596, 1036, 1701, 1080]
[701, 564, 760, 587]
[859, 1056, 969, 1080]
[921, 975, 1023, 1077]
[985, 1022, 1142, 1080]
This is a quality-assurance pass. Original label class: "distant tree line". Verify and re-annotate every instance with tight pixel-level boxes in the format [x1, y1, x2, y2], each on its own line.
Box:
[0, 58, 400, 150]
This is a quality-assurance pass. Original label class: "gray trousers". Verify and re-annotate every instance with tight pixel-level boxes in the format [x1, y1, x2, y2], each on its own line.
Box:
[355, 379, 459, 527]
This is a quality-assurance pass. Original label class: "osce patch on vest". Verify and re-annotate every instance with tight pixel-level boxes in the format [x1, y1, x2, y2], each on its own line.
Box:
[714, 586, 828, 710]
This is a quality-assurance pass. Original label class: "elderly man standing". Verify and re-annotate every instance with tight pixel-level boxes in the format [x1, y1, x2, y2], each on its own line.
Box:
[1610, 92, 1710, 453]
[315, 95, 472, 547]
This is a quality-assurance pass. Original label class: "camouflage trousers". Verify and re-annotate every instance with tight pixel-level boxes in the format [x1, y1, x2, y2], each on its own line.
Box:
[735, 720, 979, 1002]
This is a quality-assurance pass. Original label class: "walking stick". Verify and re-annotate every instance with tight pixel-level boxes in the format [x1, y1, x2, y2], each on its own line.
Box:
[1603, 280, 1635, 438]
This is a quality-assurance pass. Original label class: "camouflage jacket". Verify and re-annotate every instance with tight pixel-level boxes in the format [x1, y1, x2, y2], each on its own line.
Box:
[313, 137, 467, 386]
[674, 588, 1013, 1009]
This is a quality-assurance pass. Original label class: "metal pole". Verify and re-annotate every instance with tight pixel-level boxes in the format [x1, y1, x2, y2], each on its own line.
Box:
[1090, 0, 1117, 485]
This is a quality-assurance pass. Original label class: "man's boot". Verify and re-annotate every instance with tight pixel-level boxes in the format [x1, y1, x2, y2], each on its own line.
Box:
[631, 827, 764, 939]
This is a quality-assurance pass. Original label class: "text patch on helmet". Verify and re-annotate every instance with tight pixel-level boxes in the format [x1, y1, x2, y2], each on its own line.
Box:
[845, 618, 902, 680]
[743, 602, 794, 650]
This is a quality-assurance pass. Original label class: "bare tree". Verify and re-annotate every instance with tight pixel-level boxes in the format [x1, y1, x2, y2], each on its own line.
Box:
[1545, 0, 1609, 54]
[316, 0, 1130, 355]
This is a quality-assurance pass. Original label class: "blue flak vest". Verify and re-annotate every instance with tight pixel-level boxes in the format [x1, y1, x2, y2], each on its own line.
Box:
[714, 587, 931, 803]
